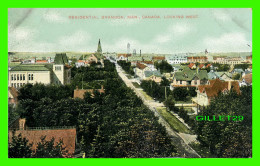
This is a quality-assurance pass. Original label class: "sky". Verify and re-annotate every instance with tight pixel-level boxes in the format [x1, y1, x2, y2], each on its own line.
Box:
[8, 8, 252, 54]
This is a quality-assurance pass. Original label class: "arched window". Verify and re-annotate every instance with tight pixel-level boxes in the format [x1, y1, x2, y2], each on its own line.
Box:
[28, 74, 31, 80]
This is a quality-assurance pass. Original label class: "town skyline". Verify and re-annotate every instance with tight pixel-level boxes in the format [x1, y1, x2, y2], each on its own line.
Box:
[8, 8, 252, 53]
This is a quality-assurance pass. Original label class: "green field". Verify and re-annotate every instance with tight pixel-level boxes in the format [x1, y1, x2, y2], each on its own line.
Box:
[156, 107, 192, 134]
[139, 90, 153, 101]
[132, 82, 141, 88]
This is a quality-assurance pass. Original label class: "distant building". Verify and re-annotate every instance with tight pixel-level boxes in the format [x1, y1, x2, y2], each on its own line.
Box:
[144, 70, 162, 83]
[8, 118, 77, 157]
[8, 87, 18, 105]
[171, 66, 208, 88]
[187, 56, 208, 63]
[127, 43, 130, 54]
[192, 79, 240, 108]
[8, 53, 71, 88]
[73, 85, 105, 99]
[166, 54, 188, 64]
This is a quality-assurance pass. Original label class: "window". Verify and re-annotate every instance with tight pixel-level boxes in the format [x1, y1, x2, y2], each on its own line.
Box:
[55, 66, 61, 71]
[28, 74, 31, 80]
[14, 83, 16, 88]
[11, 83, 13, 87]
[14, 74, 16, 80]
[31, 74, 34, 80]
[23, 74, 25, 80]
[20, 83, 23, 87]
[23, 83, 25, 86]
[17, 83, 20, 88]
[180, 80, 182, 85]
[17, 74, 19, 80]
[20, 74, 22, 80]
[11, 74, 13, 80]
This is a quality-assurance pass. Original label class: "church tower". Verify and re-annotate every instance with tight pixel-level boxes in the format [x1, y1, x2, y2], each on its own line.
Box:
[97, 39, 102, 54]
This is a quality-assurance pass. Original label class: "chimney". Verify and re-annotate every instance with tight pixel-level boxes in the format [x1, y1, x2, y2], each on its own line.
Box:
[228, 81, 232, 90]
[19, 118, 26, 130]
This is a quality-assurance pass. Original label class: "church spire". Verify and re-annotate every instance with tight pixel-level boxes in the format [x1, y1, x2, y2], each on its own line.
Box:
[97, 39, 102, 54]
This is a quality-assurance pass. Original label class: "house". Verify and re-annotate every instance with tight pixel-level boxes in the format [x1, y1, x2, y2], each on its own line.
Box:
[8, 87, 18, 105]
[188, 63, 196, 69]
[152, 56, 165, 62]
[192, 79, 240, 109]
[165, 54, 188, 64]
[215, 72, 233, 81]
[246, 55, 252, 64]
[8, 118, 77, 157]
[36, 60, 48, 64]
[171, 64, 181, 72]
[171, 66, 208, 88]
[134, 62, 150, 79]
[8, 53, 71, 88]
[187, 56, 208, 63]
[231, 68, 244, 75]
[239, 73, 252, 87]
[117, 54, 131, 61]
[198, 64, 205, 69]
[140, 61, 156, 71]
[144, 70, 162, 83]
[73, 85, 105, 99]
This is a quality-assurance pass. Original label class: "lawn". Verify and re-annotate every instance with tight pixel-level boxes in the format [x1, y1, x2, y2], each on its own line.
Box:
[156, 107, 192, 134]
[132, 82, 141, 88]
[139, 90, 153, 101]
[189, 142, 216, 158]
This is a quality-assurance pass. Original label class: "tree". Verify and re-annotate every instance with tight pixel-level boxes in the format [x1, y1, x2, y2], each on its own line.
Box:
[9, 133, 32, 158]
[172, 87, 189, 101]
[33, 136, 67, 158]
[155, 60, 173, 73]
[232, 73, 241, 80]
[195, 87, 252, 157]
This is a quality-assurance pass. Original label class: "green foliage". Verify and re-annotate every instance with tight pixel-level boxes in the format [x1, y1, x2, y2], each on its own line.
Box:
[9, 133, 32, 158]
[232, 73, 241, 80]
[172, 87, 189, 101]
[154, 60, 173, 73]
[117, 60, 135, 75]
[212, 63, 230, 72]
[33, 136, 67, 158]
[141, 80, 170, 102]
[195, 86, 252, 158]
[16, 60, 178, 158]
[234, 64, 250, 70]
[188, 87, 197, 97]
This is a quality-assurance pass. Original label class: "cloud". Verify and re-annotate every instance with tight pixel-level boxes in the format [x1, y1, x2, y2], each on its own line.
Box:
[43, 10, 68, 23]
[203, 32, 251, 52]
[58, 30, 91, 48]
[212, 9, 231, 22]
[154, 22, 192, 44]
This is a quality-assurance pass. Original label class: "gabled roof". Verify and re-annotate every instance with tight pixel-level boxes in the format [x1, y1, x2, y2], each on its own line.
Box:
[9, 128, 76, 157]
[54, 53, 68, 64]
[198, 79, 240, 97]
[136, 63, 147, 70]
[242, 73, 252, 84]
[152, 56, 165, 60]
[174, 66, 208, 81]
[10, 64, 53, 71]
[188, 63, 196, 68]
[144, 70, 162, 78]
[199, 64, 205, 69]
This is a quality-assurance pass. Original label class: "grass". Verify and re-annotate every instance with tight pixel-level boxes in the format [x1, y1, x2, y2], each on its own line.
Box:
[139, 90, 153, 101]
[156, 107, 192, 134]
[126, 74, 132, 79]
[189, 142, 216, 158]
[132, 82, 141, 88]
